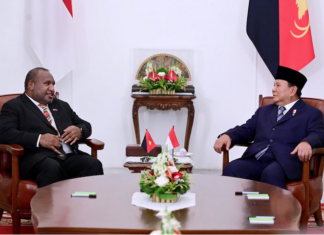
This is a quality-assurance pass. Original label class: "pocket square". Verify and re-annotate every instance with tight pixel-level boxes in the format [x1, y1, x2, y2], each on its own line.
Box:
[53, 109, 58, 111]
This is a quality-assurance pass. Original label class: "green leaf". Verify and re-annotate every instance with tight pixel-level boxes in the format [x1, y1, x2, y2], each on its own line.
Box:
[140, 184, 156, 195]
[147, 173, 155, 182]
[177, 164, 183, 170]
[157, 67, 168, 74]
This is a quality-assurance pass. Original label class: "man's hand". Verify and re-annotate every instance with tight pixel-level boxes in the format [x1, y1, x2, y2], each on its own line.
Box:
[291, 141, 312, 162]
[214, 134, 231, 153]
[62, 125, 82, 145]
[39, 134, 62, 155]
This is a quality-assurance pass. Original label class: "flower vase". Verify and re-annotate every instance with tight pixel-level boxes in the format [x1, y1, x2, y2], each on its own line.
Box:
[160, 90, 175, 95]
[152, 194, 177, 203]
[149, 89, 162, 95]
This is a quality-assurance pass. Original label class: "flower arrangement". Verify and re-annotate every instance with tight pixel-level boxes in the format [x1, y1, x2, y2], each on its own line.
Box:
[139, 146, 191, 203]
[138, 61, 186, 95]
[150, 208, 181, 235]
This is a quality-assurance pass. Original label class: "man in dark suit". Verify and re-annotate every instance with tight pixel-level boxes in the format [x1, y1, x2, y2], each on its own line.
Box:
[0, 67, 103, 187]
[213, 66, 324, 189]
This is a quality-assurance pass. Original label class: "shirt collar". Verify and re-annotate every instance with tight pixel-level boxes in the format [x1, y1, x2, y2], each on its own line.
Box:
[279, 99, 299, 113]
[25, 93, 47, 108]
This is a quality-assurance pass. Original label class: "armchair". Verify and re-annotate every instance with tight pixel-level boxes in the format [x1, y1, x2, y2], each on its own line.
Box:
[0, 93, 105, 234]
[221, 95, 324, 233]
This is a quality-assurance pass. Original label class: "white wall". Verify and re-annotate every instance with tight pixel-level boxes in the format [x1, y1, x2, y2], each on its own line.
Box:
[0, 0, 324, 172]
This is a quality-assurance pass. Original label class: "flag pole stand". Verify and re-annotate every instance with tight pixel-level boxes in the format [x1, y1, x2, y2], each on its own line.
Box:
[145, 152, 150, 163]
[172, 149, 177, 163]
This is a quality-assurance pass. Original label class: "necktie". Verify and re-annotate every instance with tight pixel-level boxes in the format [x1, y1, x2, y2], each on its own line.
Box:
[255, 145, 269, 160]
[38, 104, 60, 136]
[277, 106, 286, 121]
[38, 104, 66, 159]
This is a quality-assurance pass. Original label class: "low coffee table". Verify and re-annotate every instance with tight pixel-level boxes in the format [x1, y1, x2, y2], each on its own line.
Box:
[31, 174, 301, 234]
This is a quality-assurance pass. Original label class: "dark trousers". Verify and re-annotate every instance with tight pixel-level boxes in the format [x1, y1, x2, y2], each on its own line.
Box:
[24, 153, 104, 188]
[222, 147, 288, 189]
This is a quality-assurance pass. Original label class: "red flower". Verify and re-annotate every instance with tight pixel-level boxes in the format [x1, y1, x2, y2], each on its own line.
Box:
[146, 171, 156, 180]
[148, 71, 162, 81]
[168, 160, 174, 167]
[172, 172, 183, 179]
[164, 71, 178, 82]
[149, 171, 156, 178]
[174, 230, 180, 235]
[165, 168, 175, 182]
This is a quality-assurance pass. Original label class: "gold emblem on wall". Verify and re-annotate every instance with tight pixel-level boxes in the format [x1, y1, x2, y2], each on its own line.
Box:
[291, 0, 310, 39]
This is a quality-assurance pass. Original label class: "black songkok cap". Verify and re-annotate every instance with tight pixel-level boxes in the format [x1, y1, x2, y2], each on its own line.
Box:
[276, 66, 307, 90]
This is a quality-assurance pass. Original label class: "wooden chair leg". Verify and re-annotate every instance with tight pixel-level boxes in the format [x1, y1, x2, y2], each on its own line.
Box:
[299, 210, 309, 234]
[0, 209, 3, 220]
[314, 205, 323, 227]
[11, 212, 21, 234]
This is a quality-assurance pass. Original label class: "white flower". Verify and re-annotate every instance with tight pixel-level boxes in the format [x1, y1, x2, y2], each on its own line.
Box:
[170, 66, 182, 77]
[162, 222, 174, 234]
[169, 218, 181, 231]
[158, 72, 166, 77]
[143, 76, 148, 80]
[155, 176, 169, 187]
[146, 61, 153, 75]
[168, 166, 178, 173]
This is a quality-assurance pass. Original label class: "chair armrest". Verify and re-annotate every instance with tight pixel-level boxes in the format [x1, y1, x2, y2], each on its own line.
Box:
[0, 144, 23, 179]
[78, 139, 105, 159]
[312, 147, 324, 155]
[220, 143, 252, 173]
[0, 144, 24, 156]
[85, 139, 105, 150]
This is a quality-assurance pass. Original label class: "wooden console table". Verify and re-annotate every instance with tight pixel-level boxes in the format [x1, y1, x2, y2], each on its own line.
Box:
[124, 162, 193, 173]
[131, 94, 196, 151]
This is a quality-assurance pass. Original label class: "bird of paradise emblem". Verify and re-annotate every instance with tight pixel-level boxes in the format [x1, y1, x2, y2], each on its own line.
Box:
[291, 0, 310, 38]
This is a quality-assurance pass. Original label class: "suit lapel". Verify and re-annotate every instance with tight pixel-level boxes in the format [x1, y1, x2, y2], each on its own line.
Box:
[22, 94, 55, 130]
[48, 102, 63, 135]
[275, 99, 304, 126]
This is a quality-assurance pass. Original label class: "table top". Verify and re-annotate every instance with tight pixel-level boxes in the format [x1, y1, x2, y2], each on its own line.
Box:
[31, 174, 301, 234]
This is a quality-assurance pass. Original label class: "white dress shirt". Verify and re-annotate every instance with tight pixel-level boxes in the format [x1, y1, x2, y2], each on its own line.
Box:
[25, 94, 72, 154]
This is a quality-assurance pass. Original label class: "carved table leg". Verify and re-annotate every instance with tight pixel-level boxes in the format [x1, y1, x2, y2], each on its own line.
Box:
[132, 100, 141, 145]
[184, 102, 195, 151]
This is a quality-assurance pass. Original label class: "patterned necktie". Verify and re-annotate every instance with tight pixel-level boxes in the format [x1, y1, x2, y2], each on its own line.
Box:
[38, 104, 66, 159]
[38, 104, 60, 136]
[277, 106, 286, 121]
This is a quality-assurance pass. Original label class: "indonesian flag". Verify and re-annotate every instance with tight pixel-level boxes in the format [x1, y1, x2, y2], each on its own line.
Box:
[247, 0, 315, 78]
[165, 126, 180, 151]
[29, 0, 76, 82]
[141, 130, 156, 154]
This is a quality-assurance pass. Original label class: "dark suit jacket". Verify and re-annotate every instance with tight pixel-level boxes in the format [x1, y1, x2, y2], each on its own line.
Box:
[0, 93, 91, 178]
[224, 99, 324, 181]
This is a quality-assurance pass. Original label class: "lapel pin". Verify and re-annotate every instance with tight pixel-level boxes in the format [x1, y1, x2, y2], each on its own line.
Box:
[53, 109, 58, 111]
[292, 109, 297, 116]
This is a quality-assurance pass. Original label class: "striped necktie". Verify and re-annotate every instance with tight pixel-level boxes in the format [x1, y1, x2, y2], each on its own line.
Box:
[38, 104, 60, 136]
[277, 106, 286, 121]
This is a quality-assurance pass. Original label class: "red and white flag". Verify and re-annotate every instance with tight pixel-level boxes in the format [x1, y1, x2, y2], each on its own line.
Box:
[29, 0, 76, 81]
[165, 126, 180, 151]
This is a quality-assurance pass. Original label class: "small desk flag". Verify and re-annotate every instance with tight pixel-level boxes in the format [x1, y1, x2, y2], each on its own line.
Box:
[165, 126, 180, 151]
[141, 130, 156, 154]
